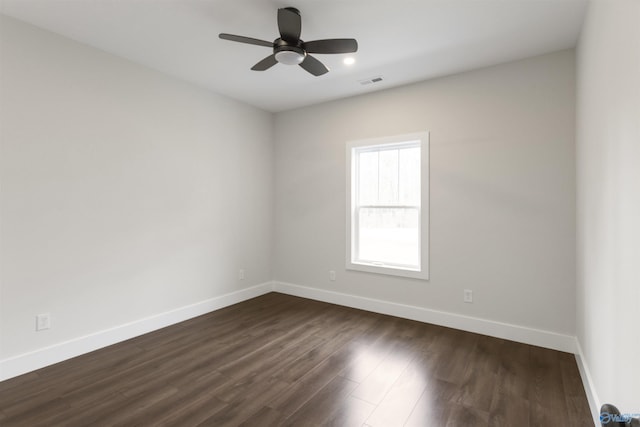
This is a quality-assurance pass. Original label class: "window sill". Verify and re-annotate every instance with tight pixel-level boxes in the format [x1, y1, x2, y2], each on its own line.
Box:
[346, 261, 429, 280]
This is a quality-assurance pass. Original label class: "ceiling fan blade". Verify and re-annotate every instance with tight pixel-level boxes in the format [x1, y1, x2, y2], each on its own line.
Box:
[251, 54, 278, 71]
[299, 55, 329, 76]
[278, 7, 301, 43]
[219, 33, 273, 48]
[304, 39, 358, 54]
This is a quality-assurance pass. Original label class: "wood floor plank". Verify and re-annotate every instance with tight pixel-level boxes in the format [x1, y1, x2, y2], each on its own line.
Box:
[430, 327, 480, 385]
[221, 332, 327, 380]
[454, 371, 499, 413]
[403, 378, 461, 427]
[274, 321, 366, 384]
[445, 401, 491, 427]
[284, 376, 375, 427]
[349, 342, 414, 405]
[0, 397, 71, 427]
[364, 351, 435, 427]
[339, 344, 388, 383]
[494, 339, 532, 399]
[266, 340, 361, 418]
[117, 376, 227, 426]
[559, 353, 595, 427]
[158, 392, 229, 427]
[488, 390, 531, 427]
[336, 315, 409, 383]
[237, 406, 286, 427]
[0, 292, 593, 426]
[46, 392, 131, 427]
[104, 385, 180, 426]
[528, 345, 571, 426]
[198, 376, 290, 426]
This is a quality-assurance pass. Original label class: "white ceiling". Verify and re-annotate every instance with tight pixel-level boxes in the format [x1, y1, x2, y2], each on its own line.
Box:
[0, 0, 588, 112]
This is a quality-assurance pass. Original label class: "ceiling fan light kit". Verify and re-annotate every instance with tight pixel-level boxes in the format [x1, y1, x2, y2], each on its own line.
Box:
[219, 7, 358, 76]
[274, 44, 306, 65]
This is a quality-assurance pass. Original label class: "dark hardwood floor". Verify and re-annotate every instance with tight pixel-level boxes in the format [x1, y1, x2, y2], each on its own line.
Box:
[0, 293, 593, 426]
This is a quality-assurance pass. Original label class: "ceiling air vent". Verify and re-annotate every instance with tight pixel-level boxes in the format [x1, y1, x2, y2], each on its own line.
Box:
[359, 76, 384, 85]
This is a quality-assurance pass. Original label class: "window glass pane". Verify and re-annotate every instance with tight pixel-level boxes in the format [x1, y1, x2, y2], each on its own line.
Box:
[399, 146, 420, 205]
[378, 149, 399, 205]
[357, 207, 419, 267]
[358, 151, 378, 205]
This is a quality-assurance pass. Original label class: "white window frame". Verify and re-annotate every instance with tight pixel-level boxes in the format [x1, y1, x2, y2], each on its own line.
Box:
[346, 132, 429, 280]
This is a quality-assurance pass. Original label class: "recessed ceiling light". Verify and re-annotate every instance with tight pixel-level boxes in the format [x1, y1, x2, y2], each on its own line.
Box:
[343, 57, 355, 66]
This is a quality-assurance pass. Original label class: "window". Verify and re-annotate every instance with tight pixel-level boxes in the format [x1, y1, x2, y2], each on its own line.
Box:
[347, 132, 429, 280]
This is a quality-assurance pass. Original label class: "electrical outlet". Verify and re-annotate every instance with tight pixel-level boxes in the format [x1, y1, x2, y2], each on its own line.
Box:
[463, 289, 473, 303]
[329, 270, 336, 281]
[239, 269, 245, 280]
[36, 313, 51, 331]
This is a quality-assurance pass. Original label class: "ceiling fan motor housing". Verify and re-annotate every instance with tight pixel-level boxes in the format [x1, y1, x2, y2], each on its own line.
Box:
[274, 39, 306, 65]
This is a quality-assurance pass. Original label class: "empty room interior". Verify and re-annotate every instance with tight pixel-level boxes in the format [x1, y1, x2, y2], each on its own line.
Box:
[0, 0, 638, 426]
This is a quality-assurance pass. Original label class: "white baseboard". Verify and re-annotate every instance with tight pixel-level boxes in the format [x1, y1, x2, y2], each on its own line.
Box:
[272, 281, 577, 353]
[575, 340, 602, 426]
[2, 280, 586, 395]
[0, 282, 273, 381]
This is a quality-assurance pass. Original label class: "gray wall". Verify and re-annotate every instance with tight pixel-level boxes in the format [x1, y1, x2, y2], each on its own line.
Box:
[0, 15, 274, 359]
[576, 0, 640, 412]
[274, 50, 576, 335]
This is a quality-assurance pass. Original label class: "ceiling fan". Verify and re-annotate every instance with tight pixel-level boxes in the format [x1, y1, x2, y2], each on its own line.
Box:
[219, 7, 358, 76]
